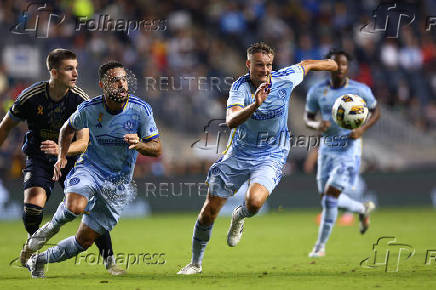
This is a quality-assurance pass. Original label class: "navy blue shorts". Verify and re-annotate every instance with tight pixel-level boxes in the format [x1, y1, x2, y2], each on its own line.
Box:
[23, 155, 77, 199]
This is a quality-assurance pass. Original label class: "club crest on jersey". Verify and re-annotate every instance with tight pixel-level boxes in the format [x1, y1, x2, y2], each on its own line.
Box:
[69, 177, 80, 186]
[278, 89, 286, 99]
[37, 105, 43, 115]
[123, 120, 135, 130]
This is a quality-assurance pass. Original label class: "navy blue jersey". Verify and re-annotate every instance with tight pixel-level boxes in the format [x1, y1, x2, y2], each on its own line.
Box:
[8, 81, 89, 159]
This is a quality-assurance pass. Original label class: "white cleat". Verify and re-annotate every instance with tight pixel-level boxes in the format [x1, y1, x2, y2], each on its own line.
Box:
[105, 255, 127, 276]
[227, 206, 245, 247]
[359, 201, 376, 235]
[25, 254, 45, 278]
[308, 244, 326, 258]
[177, 263, 202, 275]
[27, 222, 59, 251]
[20, 236, 36, 267]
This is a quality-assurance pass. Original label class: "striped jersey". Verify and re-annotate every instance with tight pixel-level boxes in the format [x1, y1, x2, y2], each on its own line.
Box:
[68, 94, 159, 180]
[225, 64, 305, 159]
[8, 81, 89, 160]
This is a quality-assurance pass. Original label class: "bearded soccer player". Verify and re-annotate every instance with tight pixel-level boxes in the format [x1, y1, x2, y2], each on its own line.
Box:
[0, 49, 123, 274]
[178, 42, 338, 275]
[304, 49, 380, 258]
[24, 61, 161, 278]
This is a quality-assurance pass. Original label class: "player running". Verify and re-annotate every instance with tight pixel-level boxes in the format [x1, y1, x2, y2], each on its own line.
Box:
[24, 61, 161, 278]
[178, 42, 338, 275]
[304, 49, 380, 258]
[0, 49, 122, 274]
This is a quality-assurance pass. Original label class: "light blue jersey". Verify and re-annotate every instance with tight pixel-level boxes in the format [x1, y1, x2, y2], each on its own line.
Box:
[69, 95, 159, 180]
[225, 64, 306, 159]
[305, 78, 377, 193]
[206, 64, 305, 197]
[305, 78, 377, 156]
[65, 94, 159, 234]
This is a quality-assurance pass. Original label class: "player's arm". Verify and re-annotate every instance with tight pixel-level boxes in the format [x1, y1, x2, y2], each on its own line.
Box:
[124, 135, 162, 157]
[0, 113, 20, 146]
[300, 59, 338, 74]
[304, 111, 330, 132]
[53, 121, 77, 181]
[226, 82, 270, 129]
[40, 128, 89, 156]
[349, 105, 381, 139]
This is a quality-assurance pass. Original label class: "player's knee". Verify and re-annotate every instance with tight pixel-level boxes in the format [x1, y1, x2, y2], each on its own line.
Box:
[246, 199, 263, 214]
[65, 194, 88, 215]
[324, 185, 341, 198]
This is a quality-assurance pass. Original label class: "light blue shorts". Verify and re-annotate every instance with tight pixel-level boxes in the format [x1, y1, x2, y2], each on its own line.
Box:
[316, 152, 361, 194]
[206, 153, 285, 198]
[64, 164, 134, 234]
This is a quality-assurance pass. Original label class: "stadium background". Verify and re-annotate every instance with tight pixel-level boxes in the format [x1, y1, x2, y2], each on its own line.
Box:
[0, 0, 435, 219]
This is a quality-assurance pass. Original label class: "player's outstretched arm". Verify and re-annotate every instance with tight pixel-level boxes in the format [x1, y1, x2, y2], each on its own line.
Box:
[300, 59, 338, 74]
[349, 105, 381, 139]
[0, 114, 19, 146]
[124, 134, 162, 157]
[226, 82, 271, 129]
[53, 121, 77, 181]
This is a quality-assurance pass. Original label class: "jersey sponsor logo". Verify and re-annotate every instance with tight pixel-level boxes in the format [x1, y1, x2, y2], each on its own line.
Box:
[69, 177, 80, 186]
[251, 105, 285, 120]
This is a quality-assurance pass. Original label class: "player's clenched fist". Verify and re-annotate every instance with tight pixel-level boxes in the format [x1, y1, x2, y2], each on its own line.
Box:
[124, 133, 140, 149]
[41, 140, 59, 156]
[53, 157, 67, 181]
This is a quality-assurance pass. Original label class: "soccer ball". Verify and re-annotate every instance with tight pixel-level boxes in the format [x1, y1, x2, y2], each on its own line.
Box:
[332, 94, 369, 129]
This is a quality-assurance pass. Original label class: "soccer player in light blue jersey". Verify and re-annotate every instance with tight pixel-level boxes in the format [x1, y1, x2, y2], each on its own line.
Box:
[178, 42, 338, 275]
[25, 61, 162, 278]
[304, 50, 380, 258]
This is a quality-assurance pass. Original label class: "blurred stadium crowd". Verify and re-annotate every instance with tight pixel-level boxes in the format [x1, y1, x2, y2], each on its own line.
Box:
[0, 0, 435, 178]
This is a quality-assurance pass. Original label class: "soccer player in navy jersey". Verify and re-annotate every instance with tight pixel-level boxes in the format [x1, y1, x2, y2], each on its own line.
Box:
[304, 50, 380, 257]
[0, 49, 123, 275]
[178, 42, 338, 275]
[25, 61, 161, 278]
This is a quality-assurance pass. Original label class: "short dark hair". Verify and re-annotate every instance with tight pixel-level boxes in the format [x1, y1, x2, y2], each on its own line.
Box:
[247, 42, 275, 58]
[98, 61, 124, 80]
[325, 49, 352, 61]
[46, 49, 77, 70]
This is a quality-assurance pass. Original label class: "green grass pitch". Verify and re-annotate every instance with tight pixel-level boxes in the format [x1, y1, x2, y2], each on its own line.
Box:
[1, 208, 435, 289]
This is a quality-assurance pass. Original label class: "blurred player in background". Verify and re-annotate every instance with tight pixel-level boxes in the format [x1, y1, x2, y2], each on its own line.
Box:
[304, 49, 380, 258]
[178, 42, 338, 275]
[0, 49, 123, 274]
[24, 61, 161, 278]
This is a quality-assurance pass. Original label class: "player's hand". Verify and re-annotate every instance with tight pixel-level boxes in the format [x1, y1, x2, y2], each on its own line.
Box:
[254, 82, 271, 108]
[124, 134, 140, 149]
[53, 157, 67, 181]
[349, 127, 365, 139]
[41, 140, 59, 156]
[318, 120, 331, 132]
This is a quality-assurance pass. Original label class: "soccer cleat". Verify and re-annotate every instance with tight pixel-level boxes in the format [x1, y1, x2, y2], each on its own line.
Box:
[359, 201, 376, 235]
[25, 254, 45, 278]
[20, 244, 36, 267]
[177, 263, 202, 275]
[105, 255, 127, 276]
[308, 244, 326, 258]
[27, 222, 59, 251]
[227, 206, 245, 247]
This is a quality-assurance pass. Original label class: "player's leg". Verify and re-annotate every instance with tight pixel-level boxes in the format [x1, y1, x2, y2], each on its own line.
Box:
[178, 156, 244, 275]
[27, 192, 88, 251]
[59, 163, 121, 275]
[227, 159, 282, 247]
[26, 222, 100, 278]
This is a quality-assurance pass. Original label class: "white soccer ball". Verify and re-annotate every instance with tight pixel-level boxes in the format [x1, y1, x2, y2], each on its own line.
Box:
[332, 94, 369, 129]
